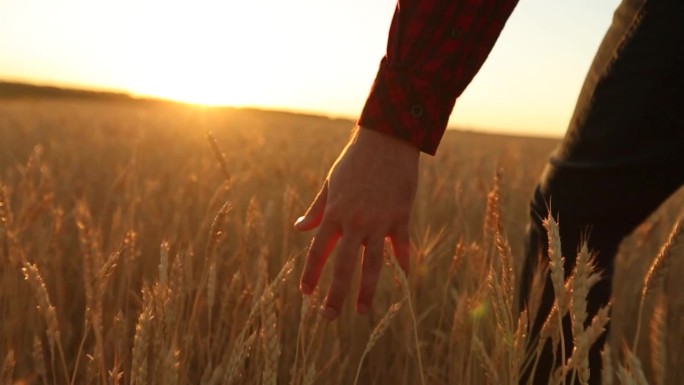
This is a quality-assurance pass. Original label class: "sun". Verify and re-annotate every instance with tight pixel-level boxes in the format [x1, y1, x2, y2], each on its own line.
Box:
[132, 68, 253, 107]
[119, 1, 284, 108]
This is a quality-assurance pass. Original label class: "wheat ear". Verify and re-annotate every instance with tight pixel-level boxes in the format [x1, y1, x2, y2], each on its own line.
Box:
[22, 262, 69, 384]
[543, 213, 568, 385]
[260, 285, 280, 385]
[472, 336, 501, 385]
[130, 296, 153, 385]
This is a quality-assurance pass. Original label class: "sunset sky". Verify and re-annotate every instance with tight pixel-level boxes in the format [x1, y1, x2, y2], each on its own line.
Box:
[0, 0, 620, 137]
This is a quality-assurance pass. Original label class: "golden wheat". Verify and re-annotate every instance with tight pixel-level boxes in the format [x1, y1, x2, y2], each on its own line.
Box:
[1, 101, 683, 385]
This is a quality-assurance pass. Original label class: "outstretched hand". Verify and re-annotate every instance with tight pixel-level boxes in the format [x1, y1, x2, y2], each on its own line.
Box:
[295, 126, 419, 320]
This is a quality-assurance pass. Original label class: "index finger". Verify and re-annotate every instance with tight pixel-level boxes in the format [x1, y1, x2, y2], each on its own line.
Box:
[300, 221, 340, 295]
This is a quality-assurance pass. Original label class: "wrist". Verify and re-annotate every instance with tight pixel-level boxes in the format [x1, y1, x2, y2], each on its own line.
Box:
[353, 126, 420, 160]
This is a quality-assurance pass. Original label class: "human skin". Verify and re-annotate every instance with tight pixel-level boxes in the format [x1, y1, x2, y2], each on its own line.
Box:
[295, 126, 419, 320]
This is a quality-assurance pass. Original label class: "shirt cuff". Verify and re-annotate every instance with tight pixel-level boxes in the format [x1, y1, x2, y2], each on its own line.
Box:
[358, 58, 458, 156]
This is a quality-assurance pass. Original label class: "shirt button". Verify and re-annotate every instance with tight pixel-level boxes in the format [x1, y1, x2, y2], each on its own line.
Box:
[450, 28, 461, 38]
[410, 104, 424, 118]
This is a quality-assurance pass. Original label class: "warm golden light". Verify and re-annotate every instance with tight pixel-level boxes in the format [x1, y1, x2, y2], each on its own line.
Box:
[0, 0, 621, 135]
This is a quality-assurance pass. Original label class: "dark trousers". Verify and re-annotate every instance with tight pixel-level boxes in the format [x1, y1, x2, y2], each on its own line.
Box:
[519, 0, 684, 383]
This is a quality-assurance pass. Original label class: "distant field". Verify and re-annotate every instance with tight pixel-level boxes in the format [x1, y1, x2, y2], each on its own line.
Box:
[0, 99, 682, 384]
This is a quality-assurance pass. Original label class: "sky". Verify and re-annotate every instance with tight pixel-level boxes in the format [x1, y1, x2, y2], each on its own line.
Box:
[0, 0, 620, 137]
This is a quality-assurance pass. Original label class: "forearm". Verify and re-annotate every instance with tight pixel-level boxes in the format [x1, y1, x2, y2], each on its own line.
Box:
[358, 0, 519, 155]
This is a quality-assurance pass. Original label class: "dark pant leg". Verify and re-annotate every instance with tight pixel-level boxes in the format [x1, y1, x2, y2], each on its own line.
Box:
[520, 0, 684, 383]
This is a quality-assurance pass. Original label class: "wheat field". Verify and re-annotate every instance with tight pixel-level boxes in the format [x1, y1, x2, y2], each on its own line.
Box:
[0, 99, 682, 385]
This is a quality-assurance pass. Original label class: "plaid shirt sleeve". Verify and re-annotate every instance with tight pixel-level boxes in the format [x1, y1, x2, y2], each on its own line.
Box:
[358, 0, 519, 155]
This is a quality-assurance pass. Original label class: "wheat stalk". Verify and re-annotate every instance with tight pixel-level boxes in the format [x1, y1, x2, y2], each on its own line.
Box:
[571, 243, 601, 339]
[616, 363, 637, 385]
[21, 261, 69, 384]
[260, 286, 280, 385]
[222, 256, 295, 384]
[353, 300, 403, 385]
[634, 216, 682, 352]
[649, 294, 666, 385]
[389, 250, 426, 385]
[625, 348, 649, 385]
[130, 298, 153, 385]
[207, 260, 217, 340]
[206, 131, 233, 186]
[1, 349, 14, 385]
[513, 309, 529, 384]
[32, 335, 48, 385]
[224, 331, 258, 385]
[472, 336, 501, 385]
[602, 344, 614, 385]
[543, 213, 568, 385]
[159, 240, 170, 287]
[568, 242, 603, 385]
[288, 294, 310, 385]
[203, 365, 223, 385]
[158, 348, 180, 385]
[569, 304, 610, 385]
[544, 214, 566, 311]
[0, 184, 16, 266]
[302, 362, 316, 385]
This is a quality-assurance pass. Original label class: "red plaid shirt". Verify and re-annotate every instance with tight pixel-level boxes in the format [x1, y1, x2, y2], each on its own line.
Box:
[358, 0, 519, 155]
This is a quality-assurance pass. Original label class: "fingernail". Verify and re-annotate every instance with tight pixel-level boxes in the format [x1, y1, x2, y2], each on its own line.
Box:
[300, 282, 313, 294]
[322, 306, 338, 320]
[294, 216, 305, 227]
[357, 303, 369, 315]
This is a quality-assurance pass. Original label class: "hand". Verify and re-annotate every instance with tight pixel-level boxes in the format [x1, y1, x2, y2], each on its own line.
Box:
[295, 126, 419, 320]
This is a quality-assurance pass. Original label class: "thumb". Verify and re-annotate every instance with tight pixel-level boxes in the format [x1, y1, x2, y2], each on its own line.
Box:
[294, 182, 328, 231]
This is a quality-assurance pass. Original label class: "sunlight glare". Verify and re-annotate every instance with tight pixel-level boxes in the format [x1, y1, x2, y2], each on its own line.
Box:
[122, 1, 286, 107]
